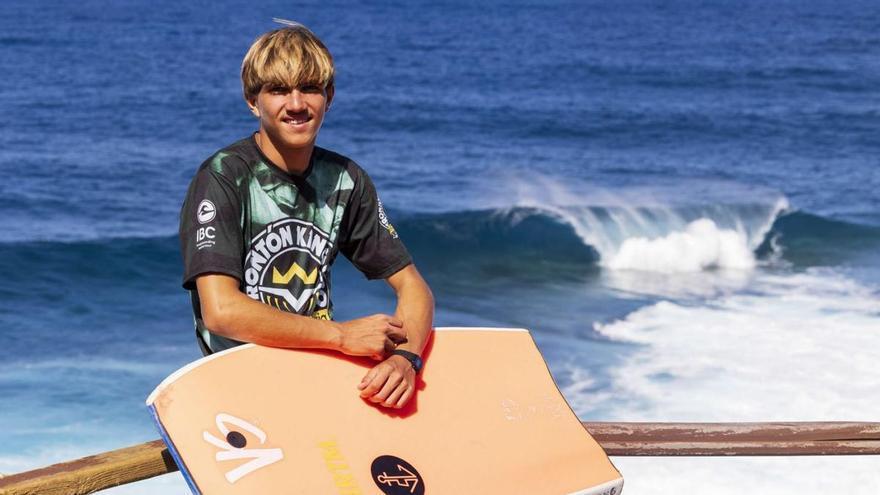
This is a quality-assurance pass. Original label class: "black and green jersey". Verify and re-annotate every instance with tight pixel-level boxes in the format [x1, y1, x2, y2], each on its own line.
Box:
[180, 136, 411, 353]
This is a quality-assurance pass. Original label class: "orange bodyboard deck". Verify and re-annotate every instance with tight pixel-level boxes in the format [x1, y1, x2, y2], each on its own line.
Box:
[146, 327, 623, 494]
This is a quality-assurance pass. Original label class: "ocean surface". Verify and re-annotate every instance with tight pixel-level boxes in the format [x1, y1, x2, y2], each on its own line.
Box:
[2, 0, 879, 493]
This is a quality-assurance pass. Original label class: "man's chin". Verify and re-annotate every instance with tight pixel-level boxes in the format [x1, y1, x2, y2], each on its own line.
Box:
[264, 131, 317, 151]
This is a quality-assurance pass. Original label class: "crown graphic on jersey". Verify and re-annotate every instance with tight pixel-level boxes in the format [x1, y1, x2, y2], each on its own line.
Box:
[272, 263, 319, 285]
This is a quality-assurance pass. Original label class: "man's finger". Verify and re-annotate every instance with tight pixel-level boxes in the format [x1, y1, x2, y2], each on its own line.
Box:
[383, 382, 408, 408]
[387, 328, 408, 345]
[370, 374, 402, 403]
[394, 386, 414, 408]
[358, 367, 378, 390]
[383, 338, 397, 355]
[387, 316, 403, 327]
[359, 365, 390, 397]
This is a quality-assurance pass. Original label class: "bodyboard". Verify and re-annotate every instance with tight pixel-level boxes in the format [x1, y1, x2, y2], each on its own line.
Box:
[147, 327, 623, 494]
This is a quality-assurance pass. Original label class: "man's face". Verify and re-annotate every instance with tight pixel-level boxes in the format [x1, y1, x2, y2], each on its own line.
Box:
[249, 82, 333, 152]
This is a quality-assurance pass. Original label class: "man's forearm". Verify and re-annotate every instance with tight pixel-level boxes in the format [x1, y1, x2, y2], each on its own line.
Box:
[388, 265, 435, 355]
[357, 265, 434, 408]
[197, 275, 343, 351]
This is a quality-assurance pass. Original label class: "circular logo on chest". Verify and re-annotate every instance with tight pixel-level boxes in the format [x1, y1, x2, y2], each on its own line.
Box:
[243, 219, 331, 317]
[370, 455, 425, 495]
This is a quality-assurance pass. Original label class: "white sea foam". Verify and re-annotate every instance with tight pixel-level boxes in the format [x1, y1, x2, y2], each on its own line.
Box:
[602, 265, 755, 299]
[607, 218, 755, 272]
[564, 268, 880, 494]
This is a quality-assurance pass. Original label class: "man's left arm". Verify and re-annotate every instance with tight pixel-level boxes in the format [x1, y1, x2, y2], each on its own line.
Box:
[358, 264, 434, 408]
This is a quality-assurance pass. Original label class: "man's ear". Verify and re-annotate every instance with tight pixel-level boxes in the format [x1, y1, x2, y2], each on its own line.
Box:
[325, 85, 335, 109]
[246, 97, 259, 117]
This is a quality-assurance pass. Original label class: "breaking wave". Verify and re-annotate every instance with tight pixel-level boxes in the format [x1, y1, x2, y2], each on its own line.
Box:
[1, 202, 877, 280]
[397, 197, 880, 272]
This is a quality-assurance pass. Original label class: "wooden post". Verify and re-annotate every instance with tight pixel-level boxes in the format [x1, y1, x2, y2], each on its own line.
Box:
[0, 440, 177, 495]
[1, 422, 879, 494]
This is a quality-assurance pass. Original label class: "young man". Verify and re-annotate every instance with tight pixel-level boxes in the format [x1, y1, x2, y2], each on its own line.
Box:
[179, 24, 434, 409]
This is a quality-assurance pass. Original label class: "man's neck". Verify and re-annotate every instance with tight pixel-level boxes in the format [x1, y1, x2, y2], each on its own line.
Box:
[255, 131, 313, 175]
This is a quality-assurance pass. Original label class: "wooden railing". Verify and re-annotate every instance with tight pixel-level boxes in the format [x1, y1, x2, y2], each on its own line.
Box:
[2, 422, 879, 495]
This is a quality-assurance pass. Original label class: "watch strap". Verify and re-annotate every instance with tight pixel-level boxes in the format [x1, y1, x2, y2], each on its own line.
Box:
[391, 349, 423, 374]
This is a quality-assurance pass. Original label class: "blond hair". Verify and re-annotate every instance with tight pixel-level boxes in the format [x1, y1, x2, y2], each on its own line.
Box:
[241, 25, 335, 101]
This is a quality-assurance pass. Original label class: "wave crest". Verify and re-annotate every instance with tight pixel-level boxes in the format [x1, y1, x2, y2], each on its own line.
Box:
[607, 218, 756, 272]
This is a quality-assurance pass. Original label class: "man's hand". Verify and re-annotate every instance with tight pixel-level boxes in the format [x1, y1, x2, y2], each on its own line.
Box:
[358, 354, 416, 409]
[338, 314, 407, 360]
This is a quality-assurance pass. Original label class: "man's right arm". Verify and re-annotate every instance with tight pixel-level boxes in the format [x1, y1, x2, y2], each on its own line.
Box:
[196, 274, 407, 359]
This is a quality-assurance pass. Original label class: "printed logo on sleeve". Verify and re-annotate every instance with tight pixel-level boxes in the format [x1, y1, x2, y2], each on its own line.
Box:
[376, 200, 399, 239]
[196, 226, 216, 250]
[197, 199, 217, 224]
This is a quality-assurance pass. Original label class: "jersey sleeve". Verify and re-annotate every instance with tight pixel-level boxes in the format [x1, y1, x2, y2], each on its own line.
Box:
[179, 167, 244, 289]
[339, 170, 412, 279]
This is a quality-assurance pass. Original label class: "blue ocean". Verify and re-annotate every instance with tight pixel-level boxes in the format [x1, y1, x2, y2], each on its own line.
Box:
[2, 0, 879, 493]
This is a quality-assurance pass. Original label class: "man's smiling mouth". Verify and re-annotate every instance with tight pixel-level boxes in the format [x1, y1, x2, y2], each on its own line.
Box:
[282, 115, 312, 126]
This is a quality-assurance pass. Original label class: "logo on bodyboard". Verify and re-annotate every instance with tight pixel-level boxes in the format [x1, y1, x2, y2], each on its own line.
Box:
[371, 455, 424, 495]
[202, 413, 284, 483]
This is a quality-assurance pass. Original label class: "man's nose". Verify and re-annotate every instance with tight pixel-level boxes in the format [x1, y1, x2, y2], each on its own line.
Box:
[284, 90, 307, 111]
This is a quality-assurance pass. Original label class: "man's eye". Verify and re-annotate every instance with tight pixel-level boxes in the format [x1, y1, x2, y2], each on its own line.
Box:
[299, 84, 322, 94]
[268, 86, 289, 94]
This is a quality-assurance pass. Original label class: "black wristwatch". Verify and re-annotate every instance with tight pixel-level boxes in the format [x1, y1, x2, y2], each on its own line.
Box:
[392, 349, 423, 374]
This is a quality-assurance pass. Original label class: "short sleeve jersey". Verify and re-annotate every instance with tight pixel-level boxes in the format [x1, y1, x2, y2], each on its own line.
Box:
[179, 136, 412, 353]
